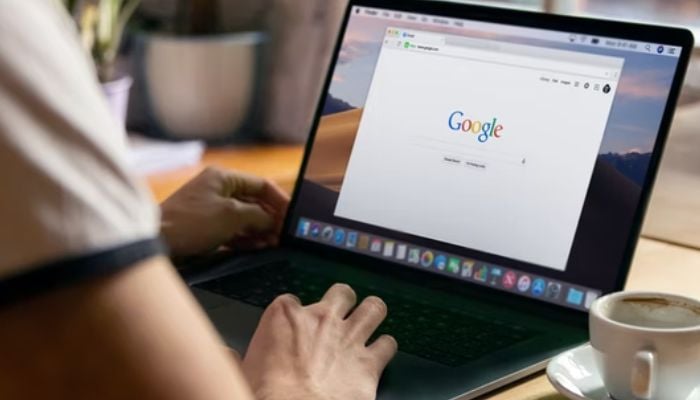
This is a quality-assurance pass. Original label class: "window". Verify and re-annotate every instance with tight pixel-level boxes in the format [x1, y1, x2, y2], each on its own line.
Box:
[334, 28, 623, 270]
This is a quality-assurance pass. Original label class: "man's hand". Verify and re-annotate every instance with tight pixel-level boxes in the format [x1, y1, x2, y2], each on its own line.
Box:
[242, 284, 398, 400]
[160, 167, 290, 257]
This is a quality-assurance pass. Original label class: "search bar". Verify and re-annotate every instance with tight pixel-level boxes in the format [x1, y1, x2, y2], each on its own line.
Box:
[444, 36, 501, 52]
[420, 39, 620, 80]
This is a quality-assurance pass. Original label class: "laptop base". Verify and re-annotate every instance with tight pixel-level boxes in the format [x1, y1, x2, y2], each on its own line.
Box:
[186, 248, 587, 400]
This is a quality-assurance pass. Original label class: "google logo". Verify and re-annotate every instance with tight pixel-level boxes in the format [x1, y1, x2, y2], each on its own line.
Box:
[448, 111, 504, 143]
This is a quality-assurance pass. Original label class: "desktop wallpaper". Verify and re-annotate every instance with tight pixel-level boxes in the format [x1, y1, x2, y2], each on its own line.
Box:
[304, 12, 679, 192]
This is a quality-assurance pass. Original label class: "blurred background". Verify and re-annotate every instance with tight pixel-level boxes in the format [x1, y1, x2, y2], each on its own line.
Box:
[104, 0, 700, 249]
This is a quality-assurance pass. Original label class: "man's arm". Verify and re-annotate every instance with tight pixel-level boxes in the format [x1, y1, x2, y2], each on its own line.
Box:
[0, 1, 253, 394]
[0, 256, 255, 400]
[0, 258, 398, 400]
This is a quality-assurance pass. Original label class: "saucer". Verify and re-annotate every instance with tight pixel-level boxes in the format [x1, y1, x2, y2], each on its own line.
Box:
[548, 344, 700, 400]
[546, 343, 612, 400]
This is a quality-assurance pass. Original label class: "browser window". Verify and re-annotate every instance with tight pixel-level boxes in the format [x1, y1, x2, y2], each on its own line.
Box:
[335, 28, 624, 270]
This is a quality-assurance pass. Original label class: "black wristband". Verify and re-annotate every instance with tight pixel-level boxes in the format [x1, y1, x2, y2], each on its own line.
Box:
[0, 238, 166, 307]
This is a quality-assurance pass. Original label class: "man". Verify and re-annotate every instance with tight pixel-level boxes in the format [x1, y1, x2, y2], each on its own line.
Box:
[0, 1, 396, 399]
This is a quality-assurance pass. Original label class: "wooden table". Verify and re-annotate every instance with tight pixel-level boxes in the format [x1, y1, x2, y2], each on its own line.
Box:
[146, 144, 700, 400]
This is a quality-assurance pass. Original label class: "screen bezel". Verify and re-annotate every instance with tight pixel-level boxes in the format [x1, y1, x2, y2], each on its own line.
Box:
[280, 0, 694, 316]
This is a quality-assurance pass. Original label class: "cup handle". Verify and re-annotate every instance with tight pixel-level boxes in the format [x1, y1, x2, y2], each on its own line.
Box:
[631, 350, 655, 399]
[688, 386, 700, 400]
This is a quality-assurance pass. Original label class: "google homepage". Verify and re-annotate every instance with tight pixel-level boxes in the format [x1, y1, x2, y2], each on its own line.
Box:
[334, 29, 624, 271]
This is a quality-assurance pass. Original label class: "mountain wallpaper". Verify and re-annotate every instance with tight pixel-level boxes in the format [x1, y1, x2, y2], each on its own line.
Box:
[322, 94, 355, 115]
[599, 151, 652, 186]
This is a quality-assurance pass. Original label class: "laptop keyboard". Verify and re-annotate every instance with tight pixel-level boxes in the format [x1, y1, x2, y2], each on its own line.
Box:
[195, 261, 537, 367]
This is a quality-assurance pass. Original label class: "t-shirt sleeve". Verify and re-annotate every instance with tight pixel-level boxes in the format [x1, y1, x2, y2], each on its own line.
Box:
[0, 1, 163, 305]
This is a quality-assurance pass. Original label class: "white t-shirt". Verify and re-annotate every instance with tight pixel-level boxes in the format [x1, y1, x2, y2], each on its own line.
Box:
[0, 0, 161, 302]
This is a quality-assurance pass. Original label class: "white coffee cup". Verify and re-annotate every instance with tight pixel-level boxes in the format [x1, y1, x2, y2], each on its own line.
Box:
[590, 291, 700, 400]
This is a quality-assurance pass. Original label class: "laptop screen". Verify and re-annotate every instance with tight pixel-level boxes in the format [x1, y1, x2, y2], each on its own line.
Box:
[288, 4, 683, 311]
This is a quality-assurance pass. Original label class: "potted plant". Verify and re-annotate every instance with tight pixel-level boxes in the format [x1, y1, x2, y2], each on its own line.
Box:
[63, 0, 141, 126]
[134, 0, 345, 143]
[126, 0, 268, 142]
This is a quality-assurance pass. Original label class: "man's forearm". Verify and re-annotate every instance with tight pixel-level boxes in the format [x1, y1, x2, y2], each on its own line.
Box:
[0, 257, 254, 400]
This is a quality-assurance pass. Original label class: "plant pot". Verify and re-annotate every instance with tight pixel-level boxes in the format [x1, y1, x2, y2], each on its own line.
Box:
[128, 31, 266, 143]
[101, 75, 133, 128]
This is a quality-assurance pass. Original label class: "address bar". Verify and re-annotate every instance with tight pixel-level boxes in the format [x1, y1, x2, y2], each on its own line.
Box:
[420, 37, 619, 80]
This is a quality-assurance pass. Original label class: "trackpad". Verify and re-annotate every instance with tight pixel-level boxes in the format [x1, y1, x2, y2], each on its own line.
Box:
[191, 287, 235, 310]
[203, 299, 264, 354]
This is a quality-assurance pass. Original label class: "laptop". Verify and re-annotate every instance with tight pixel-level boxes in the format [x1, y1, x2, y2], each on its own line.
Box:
[182, 1, 693, 398]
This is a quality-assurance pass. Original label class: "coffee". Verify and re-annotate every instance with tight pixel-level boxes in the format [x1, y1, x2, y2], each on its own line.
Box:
[590, 291, 700, 400]
[606, 297, 700, 329]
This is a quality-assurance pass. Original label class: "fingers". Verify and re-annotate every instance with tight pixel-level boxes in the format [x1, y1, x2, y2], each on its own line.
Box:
[220, 169, 266, 198]
[367, 335, 398, 372]
[229, 199, 274, 234]
[258, 293, 303, 333]
[318, 283, 357, 318]
[219, 169, 290, 213]
[226, 236, 273, 252]
[264, 293, 303, 319]
[273, 293, 302, 307]
[345, 296, 388, 343]
[259, 180, 290, 216]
